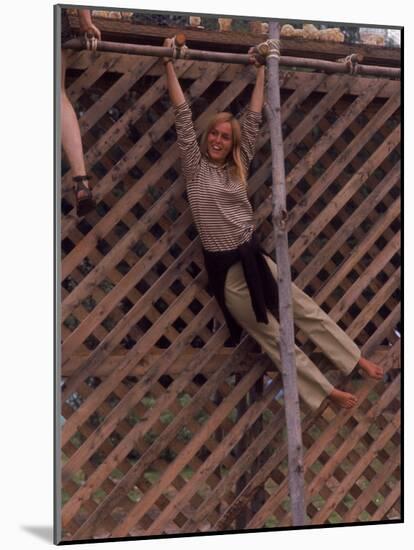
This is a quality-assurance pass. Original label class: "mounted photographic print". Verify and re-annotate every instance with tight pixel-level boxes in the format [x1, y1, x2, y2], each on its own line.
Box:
[55, 3, 402, 544]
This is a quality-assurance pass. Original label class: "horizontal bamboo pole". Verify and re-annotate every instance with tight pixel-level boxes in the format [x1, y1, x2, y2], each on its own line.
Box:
[62, 38, 401, 78]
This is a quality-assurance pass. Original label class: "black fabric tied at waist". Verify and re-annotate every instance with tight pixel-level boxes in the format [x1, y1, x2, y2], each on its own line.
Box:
[203, 232, 279, 344]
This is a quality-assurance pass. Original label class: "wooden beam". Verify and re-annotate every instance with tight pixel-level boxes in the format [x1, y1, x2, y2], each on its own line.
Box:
[67, 14, 401, 67]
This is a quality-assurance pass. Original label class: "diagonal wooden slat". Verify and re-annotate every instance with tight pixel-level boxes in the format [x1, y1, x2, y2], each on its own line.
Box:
[295, 170, 400, 289]
[110, 362, 269, 537]
[78, 57, 160, 136]
[71, 338, 258, 539]
[272, 93, 399, 236]
[288, 126, 400, 261]
[61, 298, 221, 485]
[61, 304, 227, 526]
[311, 411, 400, 524]
[331, 233, 400, 319]
[61, 264, 207, 443]
[61, 173, 188, 318]
[68, 52, 400, 97]
[342, 445, 400, 522]
[61, 208, 194, 359]
[61, 237, 204, 400]
[66, 52, 121, 103]
[284, 80, 388, 192]
[370, 482, 400, 521]
[316, 198, 400, 304]
[347, 267, 400, 339]
[145, 374, 283, 535]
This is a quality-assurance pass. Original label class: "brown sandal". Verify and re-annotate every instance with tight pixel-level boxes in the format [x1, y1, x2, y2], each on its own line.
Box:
[73, 175, 95, 217]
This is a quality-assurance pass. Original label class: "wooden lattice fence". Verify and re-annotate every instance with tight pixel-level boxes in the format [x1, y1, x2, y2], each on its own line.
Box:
[59, 43, 401, 542]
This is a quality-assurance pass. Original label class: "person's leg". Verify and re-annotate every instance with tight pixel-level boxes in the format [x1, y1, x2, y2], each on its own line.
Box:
[224, 261, 357, 411]
[263, 256, 383, 380]
[61, 49, 96, 216]
[61, 50, 87, 178]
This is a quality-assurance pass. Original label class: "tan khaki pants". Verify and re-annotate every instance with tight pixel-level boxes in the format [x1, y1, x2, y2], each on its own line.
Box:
[224, 256, 361, 411]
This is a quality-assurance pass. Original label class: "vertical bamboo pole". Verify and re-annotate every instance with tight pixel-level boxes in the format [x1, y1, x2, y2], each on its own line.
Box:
[264, 21, 307, 526]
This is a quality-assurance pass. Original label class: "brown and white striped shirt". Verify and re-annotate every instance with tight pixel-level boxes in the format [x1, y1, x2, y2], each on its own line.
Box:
[173, 101, 262, 252]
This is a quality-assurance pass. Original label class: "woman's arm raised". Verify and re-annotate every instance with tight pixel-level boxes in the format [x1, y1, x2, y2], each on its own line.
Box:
[240, 59, 265, 171]
[249, 62, 266, 114]
[163, 38, 201, 180]
[163, 38, 186, 107]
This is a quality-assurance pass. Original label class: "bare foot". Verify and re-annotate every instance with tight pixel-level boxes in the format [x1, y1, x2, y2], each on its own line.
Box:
[329, 388, 358, 409]
[358, 356, 384, 380]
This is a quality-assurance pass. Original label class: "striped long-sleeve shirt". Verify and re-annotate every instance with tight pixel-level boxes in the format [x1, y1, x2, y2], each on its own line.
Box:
[173, 101, 262, 252]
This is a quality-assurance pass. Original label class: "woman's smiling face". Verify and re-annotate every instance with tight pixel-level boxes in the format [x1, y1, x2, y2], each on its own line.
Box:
[207, 121, 233, 164]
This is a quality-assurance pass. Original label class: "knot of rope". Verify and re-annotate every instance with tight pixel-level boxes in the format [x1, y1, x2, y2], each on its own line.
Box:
[171, 36, 188, 59]
[266, 38, 281, 60]
[344, 54, 360, 75]
[85, 32, 99, 51]
[254, 38, 281, 63]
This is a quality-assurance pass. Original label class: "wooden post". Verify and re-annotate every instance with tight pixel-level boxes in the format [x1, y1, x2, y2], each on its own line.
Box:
[264, 21, 307, 526]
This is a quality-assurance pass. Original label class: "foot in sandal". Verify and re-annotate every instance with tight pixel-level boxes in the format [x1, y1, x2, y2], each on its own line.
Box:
[73, 175, 95, 217]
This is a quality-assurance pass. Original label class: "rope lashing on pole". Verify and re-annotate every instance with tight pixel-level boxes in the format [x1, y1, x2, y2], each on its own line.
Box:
[266, 39, 281, 61]
[256, 38, 281, 60]
[84, 31, 99, 51]
[249, 39, 281, 66]
[335, 53, 364, 75]
[345, 53, 363, 75]
[171, 33, 189, 59]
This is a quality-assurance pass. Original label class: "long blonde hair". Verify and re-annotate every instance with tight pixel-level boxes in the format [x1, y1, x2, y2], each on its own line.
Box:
[200, 112, 247, 186]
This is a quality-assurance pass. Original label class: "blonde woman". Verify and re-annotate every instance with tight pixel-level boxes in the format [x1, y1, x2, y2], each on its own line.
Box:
[163, 38, 383, 412]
